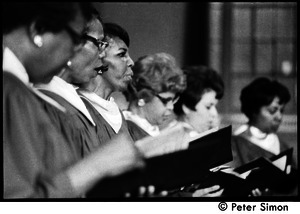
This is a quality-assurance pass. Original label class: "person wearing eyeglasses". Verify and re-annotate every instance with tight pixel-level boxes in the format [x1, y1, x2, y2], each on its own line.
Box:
[76, 23, 136, 149]
[29, 7, 144, 198]
[35, 8, 106, 157]
[122, 52, 186, 141]
[3, 2, 143, 199]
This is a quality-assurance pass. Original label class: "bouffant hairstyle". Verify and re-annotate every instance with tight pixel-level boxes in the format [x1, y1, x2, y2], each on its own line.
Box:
[104, 23, 130, 47]
[173, 65, 224, 116]
[240, 77, 291, 120]
[124, 52, 186, 103]
[3, 3, 94, 34]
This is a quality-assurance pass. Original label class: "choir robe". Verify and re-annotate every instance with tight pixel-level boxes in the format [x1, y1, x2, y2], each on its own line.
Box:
[3, 72, 78, 198]
[38, 90, 100, 157]
[79, 96, 133, 145]
[230, 133, 298, 196]
[126, 120, 150, 142]
[230, 131, 296, 168]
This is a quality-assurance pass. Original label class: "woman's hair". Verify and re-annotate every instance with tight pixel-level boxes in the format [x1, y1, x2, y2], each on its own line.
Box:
[83, 7, 103, 35]
[173, 65, 224, 116]
[2, 2, 93, 34]
[124, 52, 186, 103]
[240, 77, 291, 120]
[104, 22, 130, 47]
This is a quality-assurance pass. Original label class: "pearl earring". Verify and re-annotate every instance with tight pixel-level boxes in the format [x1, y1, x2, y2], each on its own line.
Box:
[33, 35, 43, 47]
[67, 60, 72, 67]
[138, 99, 145, 107]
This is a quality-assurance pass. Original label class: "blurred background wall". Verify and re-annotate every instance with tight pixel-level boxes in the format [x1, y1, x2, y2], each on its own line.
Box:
[94, 2, 297, 160]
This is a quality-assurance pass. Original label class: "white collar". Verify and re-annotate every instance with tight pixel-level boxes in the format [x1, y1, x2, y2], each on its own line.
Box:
[123, 110, 160, 137]
[237, 124, 280, 154]
[35, 76, 95, 126]
[176, 120, 219, 139]
[3, 47, 66, 112]
[78, 90, 122, 133]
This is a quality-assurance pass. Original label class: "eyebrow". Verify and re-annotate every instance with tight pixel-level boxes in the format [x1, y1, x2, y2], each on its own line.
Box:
[118, 47, 128, 52]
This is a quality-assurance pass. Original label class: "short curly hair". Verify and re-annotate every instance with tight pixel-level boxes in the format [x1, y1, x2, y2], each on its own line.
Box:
[173, 65, 224, 116]
[104, 22, 130, 47]
[124, 52, 186, 103]
[240, 77, 291, 120]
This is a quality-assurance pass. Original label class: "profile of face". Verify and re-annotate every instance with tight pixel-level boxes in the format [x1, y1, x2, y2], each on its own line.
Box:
[142, 92, 178, 126]
[34, 8, 87, 84]
[68, 18, 105, 85]
[183, 90, 219, 133]
[101, 37, 134, 92]
[252, 96, 284, 134]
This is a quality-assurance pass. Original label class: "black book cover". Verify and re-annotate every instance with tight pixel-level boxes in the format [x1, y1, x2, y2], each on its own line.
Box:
[87, 126, 233, 197]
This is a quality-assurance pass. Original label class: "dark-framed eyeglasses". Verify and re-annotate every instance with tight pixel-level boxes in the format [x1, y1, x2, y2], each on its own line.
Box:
[64, 25, 86, 47]
[156, 94, 180, 106]
[83, 34, 109, 51]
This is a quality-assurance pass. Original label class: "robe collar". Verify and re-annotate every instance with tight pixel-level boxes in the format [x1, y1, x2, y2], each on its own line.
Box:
[3, 47, 66, 112]
[35, 76, 96, 126]
[123, 110, 160, 137]
[78, 90, 122, 133]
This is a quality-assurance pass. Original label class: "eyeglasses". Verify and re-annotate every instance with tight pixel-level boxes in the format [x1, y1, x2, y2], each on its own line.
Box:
[83, 34, 109, 52]
[64, 25, 86, 47]
[156, 94, 179, 106]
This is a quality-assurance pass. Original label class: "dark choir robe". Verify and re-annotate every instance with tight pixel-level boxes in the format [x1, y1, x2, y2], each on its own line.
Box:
[229, 129, 298, 196]
[230, 134, 296, 168]
[38, 90, 100, 157]
[3, 72, 79, 198]
[126, 120, 150, 142]
[79, 96, 133, 145]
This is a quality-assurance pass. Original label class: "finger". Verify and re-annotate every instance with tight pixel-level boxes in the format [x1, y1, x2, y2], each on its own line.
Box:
[139, 186, 146, 196]
[207, 185, 221, 192]
[159, 190, 168, 197]
[207, 188, 224, 197]
[147, 185, 155, 195]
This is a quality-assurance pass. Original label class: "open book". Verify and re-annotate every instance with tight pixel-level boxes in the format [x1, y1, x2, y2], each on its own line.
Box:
[135, 122, 220, 158]
[191, 148, 296, 197]
[87, 126, 233, 197]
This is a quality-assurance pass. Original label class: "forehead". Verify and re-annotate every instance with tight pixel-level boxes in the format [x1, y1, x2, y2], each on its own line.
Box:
[107, 37, 128, 50]
[199, 90, 217, 103]
[266, 97, 283, 108]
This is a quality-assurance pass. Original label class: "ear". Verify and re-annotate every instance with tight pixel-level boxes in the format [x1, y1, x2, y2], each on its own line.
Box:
[29, 21, 44, 48]
[182, 104, 192, 115]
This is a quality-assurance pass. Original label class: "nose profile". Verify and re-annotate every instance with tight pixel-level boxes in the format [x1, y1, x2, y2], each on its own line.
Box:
[127, 55, 134, 67]
[99, 49, 106, 58]
[166, 102, 174, 111]
[274, 110, 283, 122]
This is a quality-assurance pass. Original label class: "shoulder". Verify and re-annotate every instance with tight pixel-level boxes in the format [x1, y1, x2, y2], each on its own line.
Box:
[126, 120, 149, 141]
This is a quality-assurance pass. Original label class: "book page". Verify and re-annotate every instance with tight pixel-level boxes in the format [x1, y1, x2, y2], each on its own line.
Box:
[272, 155, 287, 171]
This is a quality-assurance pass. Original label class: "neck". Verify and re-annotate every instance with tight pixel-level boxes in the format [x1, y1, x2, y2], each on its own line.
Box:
[3, 29, 32, 70]
[128, 102, 143, 115]
[248, 122, 267, 134]
[81, 75, 113, 100]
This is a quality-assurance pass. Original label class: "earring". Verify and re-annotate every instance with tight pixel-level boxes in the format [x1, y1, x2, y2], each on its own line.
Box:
[33, 35, 43, 47]
[67, 60, 72, 67]
[138, 99, 145, 107]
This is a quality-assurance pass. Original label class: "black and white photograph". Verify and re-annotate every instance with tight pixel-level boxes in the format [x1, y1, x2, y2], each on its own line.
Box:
[2, 2, 298, 213]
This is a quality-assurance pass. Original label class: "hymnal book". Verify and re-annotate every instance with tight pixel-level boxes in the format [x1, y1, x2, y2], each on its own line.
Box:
[135, 122, 220, 158]
[87, 126, 233, 197]
[188, 148, 296, 197]
[225, 148, 296, 195]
